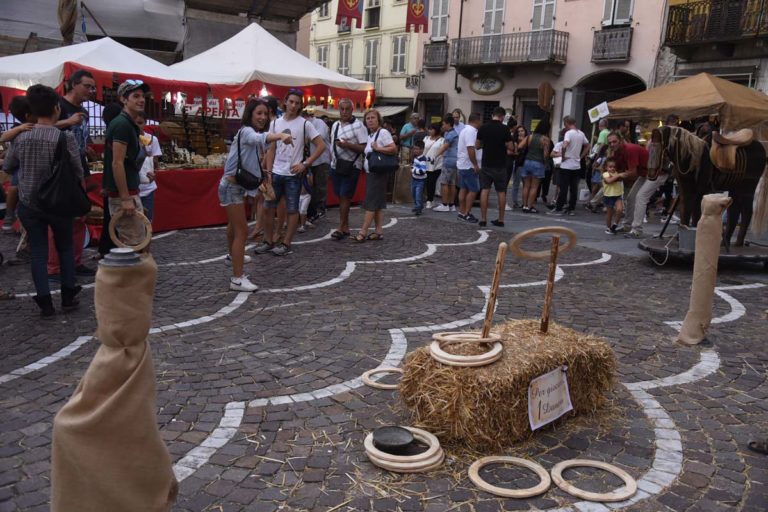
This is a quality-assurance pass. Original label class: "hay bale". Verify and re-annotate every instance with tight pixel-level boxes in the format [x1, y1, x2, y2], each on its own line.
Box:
[400, 319, 616, 451]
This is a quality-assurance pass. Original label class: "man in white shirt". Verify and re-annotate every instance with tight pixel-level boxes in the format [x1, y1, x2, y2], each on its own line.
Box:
[305, 108, 332, 221]
[549, 116, 589, 215]
[256, 90, 327, 256]
[329, 98, 367, 239]
[456, 113, 483, 223]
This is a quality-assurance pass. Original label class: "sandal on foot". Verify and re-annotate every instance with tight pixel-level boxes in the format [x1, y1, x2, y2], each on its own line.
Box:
[331, 230, 350, 240]
[351, 233, 366, 242]
[748, 440, 768, 455]
[367, 233, 384, 241]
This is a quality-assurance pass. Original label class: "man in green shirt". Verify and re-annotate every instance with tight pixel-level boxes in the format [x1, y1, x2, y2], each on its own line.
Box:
[596, 118, 610, 145]
[104, 79, 149, 246]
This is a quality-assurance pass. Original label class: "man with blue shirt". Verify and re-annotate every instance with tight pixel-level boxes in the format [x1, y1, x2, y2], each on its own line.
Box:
[433, 115, 459, 212]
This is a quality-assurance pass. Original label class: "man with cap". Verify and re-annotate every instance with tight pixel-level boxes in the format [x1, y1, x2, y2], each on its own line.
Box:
[103, 79, 149, 246]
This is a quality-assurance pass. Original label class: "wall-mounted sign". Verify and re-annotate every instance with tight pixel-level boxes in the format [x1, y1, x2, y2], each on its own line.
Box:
[528, 366, 573, 430]
[470, 75, 504, 96]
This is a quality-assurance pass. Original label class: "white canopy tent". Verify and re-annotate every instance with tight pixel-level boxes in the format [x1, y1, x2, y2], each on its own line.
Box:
[171, 22, 373, 105]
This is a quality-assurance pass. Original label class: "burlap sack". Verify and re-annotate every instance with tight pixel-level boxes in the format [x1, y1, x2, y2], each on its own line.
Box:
[677, 194, 733, 345]
[52, 254, 178, 512]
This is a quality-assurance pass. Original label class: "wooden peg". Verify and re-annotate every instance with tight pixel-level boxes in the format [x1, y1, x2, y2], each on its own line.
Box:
[540, 235, 560, 333]
[482, 242, 508, 338]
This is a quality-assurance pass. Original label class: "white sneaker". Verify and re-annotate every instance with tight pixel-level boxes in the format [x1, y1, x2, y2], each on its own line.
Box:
[425, 201, 433, 209]
[230, 275, 258, 292]
[504, 204, 512, 211]
[433, 204, 450, 212]
[297, 225, 306, 233]
[450, 205, 457, 212]
[643, 215, 649, 224]
[225, 254, 252, 266]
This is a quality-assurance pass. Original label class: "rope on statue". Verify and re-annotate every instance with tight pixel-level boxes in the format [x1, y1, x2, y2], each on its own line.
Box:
[57, 0, 77, 45]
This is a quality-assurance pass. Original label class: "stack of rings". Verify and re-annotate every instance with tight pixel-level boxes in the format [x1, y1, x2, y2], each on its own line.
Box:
[429, 331, 503, 367]
[364, 427, 444, 473]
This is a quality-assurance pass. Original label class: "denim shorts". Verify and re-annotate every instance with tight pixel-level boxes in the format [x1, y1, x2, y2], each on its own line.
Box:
[441, 166, 458, 186]
[265, 173, 301, 213]
[331, 167, 361, 199]
[603, 195, 622, 208]
[458, 168, 480, 192]
[218, 177, 246, 206]
[520, 160, 545, 179]
[592, 170, 603, 184]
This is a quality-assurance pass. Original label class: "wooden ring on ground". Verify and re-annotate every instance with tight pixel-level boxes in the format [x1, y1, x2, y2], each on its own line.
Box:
[429, 341, 503, 367]
[432, 331, 501, 344]
[361, 367, 403, 390]
[367, 450, 445, 473]
[364, 427, 441, 463]
[468, 456, 552, 498]
[550, 459, 638, 502]
[509, 226, 577, 261]
[108, 209, 152, 252]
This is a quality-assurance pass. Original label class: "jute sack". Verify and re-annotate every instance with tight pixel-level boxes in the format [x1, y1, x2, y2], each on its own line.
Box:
[51, 254, 178, 512]
[677, 194, 733, 345]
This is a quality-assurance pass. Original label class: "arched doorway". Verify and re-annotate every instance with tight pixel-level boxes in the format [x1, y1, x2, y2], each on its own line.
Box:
[572, 70, 645, 133]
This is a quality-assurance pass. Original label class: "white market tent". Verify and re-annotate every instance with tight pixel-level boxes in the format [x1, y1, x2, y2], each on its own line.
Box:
[0, 37, 199, 91]
[171, 23, 373, 108]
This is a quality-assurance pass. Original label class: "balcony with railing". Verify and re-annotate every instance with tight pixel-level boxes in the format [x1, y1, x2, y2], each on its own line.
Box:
[423, 42, 449, 70]
[450, 30, 568, 68]
[666, 0, 768, 46]
[592, 26, 633, 62]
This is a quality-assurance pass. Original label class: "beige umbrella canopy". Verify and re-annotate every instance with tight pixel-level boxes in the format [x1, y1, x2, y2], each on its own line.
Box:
[607, 73, 768, 131]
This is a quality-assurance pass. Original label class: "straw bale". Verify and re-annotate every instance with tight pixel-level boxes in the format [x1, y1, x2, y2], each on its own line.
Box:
[400, 319, 616, 451]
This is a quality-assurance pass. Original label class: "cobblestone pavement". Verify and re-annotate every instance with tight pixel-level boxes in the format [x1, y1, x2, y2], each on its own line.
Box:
[0, 204, 766, 512]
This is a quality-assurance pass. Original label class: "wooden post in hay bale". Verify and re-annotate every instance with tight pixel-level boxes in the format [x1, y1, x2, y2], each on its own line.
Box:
[400, 227, 617, 450]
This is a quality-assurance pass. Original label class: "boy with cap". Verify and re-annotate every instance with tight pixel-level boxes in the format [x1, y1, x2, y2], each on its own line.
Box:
[103, 79, 149, 247]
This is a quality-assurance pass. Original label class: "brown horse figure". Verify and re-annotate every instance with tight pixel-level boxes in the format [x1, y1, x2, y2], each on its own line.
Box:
[648, 126, 768, 250]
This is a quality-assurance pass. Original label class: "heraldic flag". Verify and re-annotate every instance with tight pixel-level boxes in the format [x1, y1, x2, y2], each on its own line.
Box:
[406, 0, 429, 32]
[336, 0, 364, 29]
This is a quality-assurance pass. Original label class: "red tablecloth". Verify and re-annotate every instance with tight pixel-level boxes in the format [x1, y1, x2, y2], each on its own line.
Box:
[85, 167, 366, 232]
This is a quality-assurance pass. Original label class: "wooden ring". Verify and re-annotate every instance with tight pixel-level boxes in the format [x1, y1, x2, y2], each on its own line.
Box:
[432, 331, 501, 344]
[361, 367, 403, 390]
[430, 341, 503, 367]
[468, 456, 551, 498]
[364, 427, 441, 463]
[551, 459, 638, 502]
[108, 209, 152, 252]
[367, 450, 445, 473]
[509, 226, 577, 260]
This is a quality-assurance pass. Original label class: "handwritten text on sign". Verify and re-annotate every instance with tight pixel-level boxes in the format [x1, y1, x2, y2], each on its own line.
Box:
[528, 366, 573, 430]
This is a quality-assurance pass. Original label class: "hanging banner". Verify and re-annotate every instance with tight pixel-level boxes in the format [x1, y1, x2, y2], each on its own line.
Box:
[336, 0, 364, 29]
[406, 0, 429, 32]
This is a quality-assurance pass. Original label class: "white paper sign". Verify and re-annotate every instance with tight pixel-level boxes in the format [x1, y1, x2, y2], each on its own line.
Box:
[588, 101, 610, 123]
[528, 366, 573, 430]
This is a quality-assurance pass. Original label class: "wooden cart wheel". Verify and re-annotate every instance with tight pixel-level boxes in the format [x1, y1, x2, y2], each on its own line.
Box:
[361, 367, 403, 390]
[364, 427, 441, 463]
[468, 456, 551, 498]
[108, 209, 152, 252]
[429, 341, 503, 367]
[551, 459, 637, 502]
[432, 331, 501, 345]
[509, 226, 577, 261]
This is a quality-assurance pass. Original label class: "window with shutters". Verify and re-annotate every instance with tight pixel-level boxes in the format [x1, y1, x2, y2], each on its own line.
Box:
[484, 0, 504, 35]
[316, 45, 329, 68]
[431, 0, 450, 40]
[338, 42, 351, 76]
[391, 34, 407, 74]
[532, 0, 556, 31]
[602, 0, 633, 26]
[364, 39, 379, 82]
[318, 2, 330, 18]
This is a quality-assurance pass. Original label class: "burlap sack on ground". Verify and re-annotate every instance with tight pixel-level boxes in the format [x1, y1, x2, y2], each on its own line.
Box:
[52, 255, 177, 512]
[678, 194, 733, 345]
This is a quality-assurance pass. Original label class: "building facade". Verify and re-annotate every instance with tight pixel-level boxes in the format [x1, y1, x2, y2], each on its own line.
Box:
[415, 0, 667, 132]
[309, 0, 422, 111]
[661, 0, 768, 92]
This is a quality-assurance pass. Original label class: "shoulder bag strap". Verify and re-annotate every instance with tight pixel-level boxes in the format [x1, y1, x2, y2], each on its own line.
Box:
[236, 128, 243, 172]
